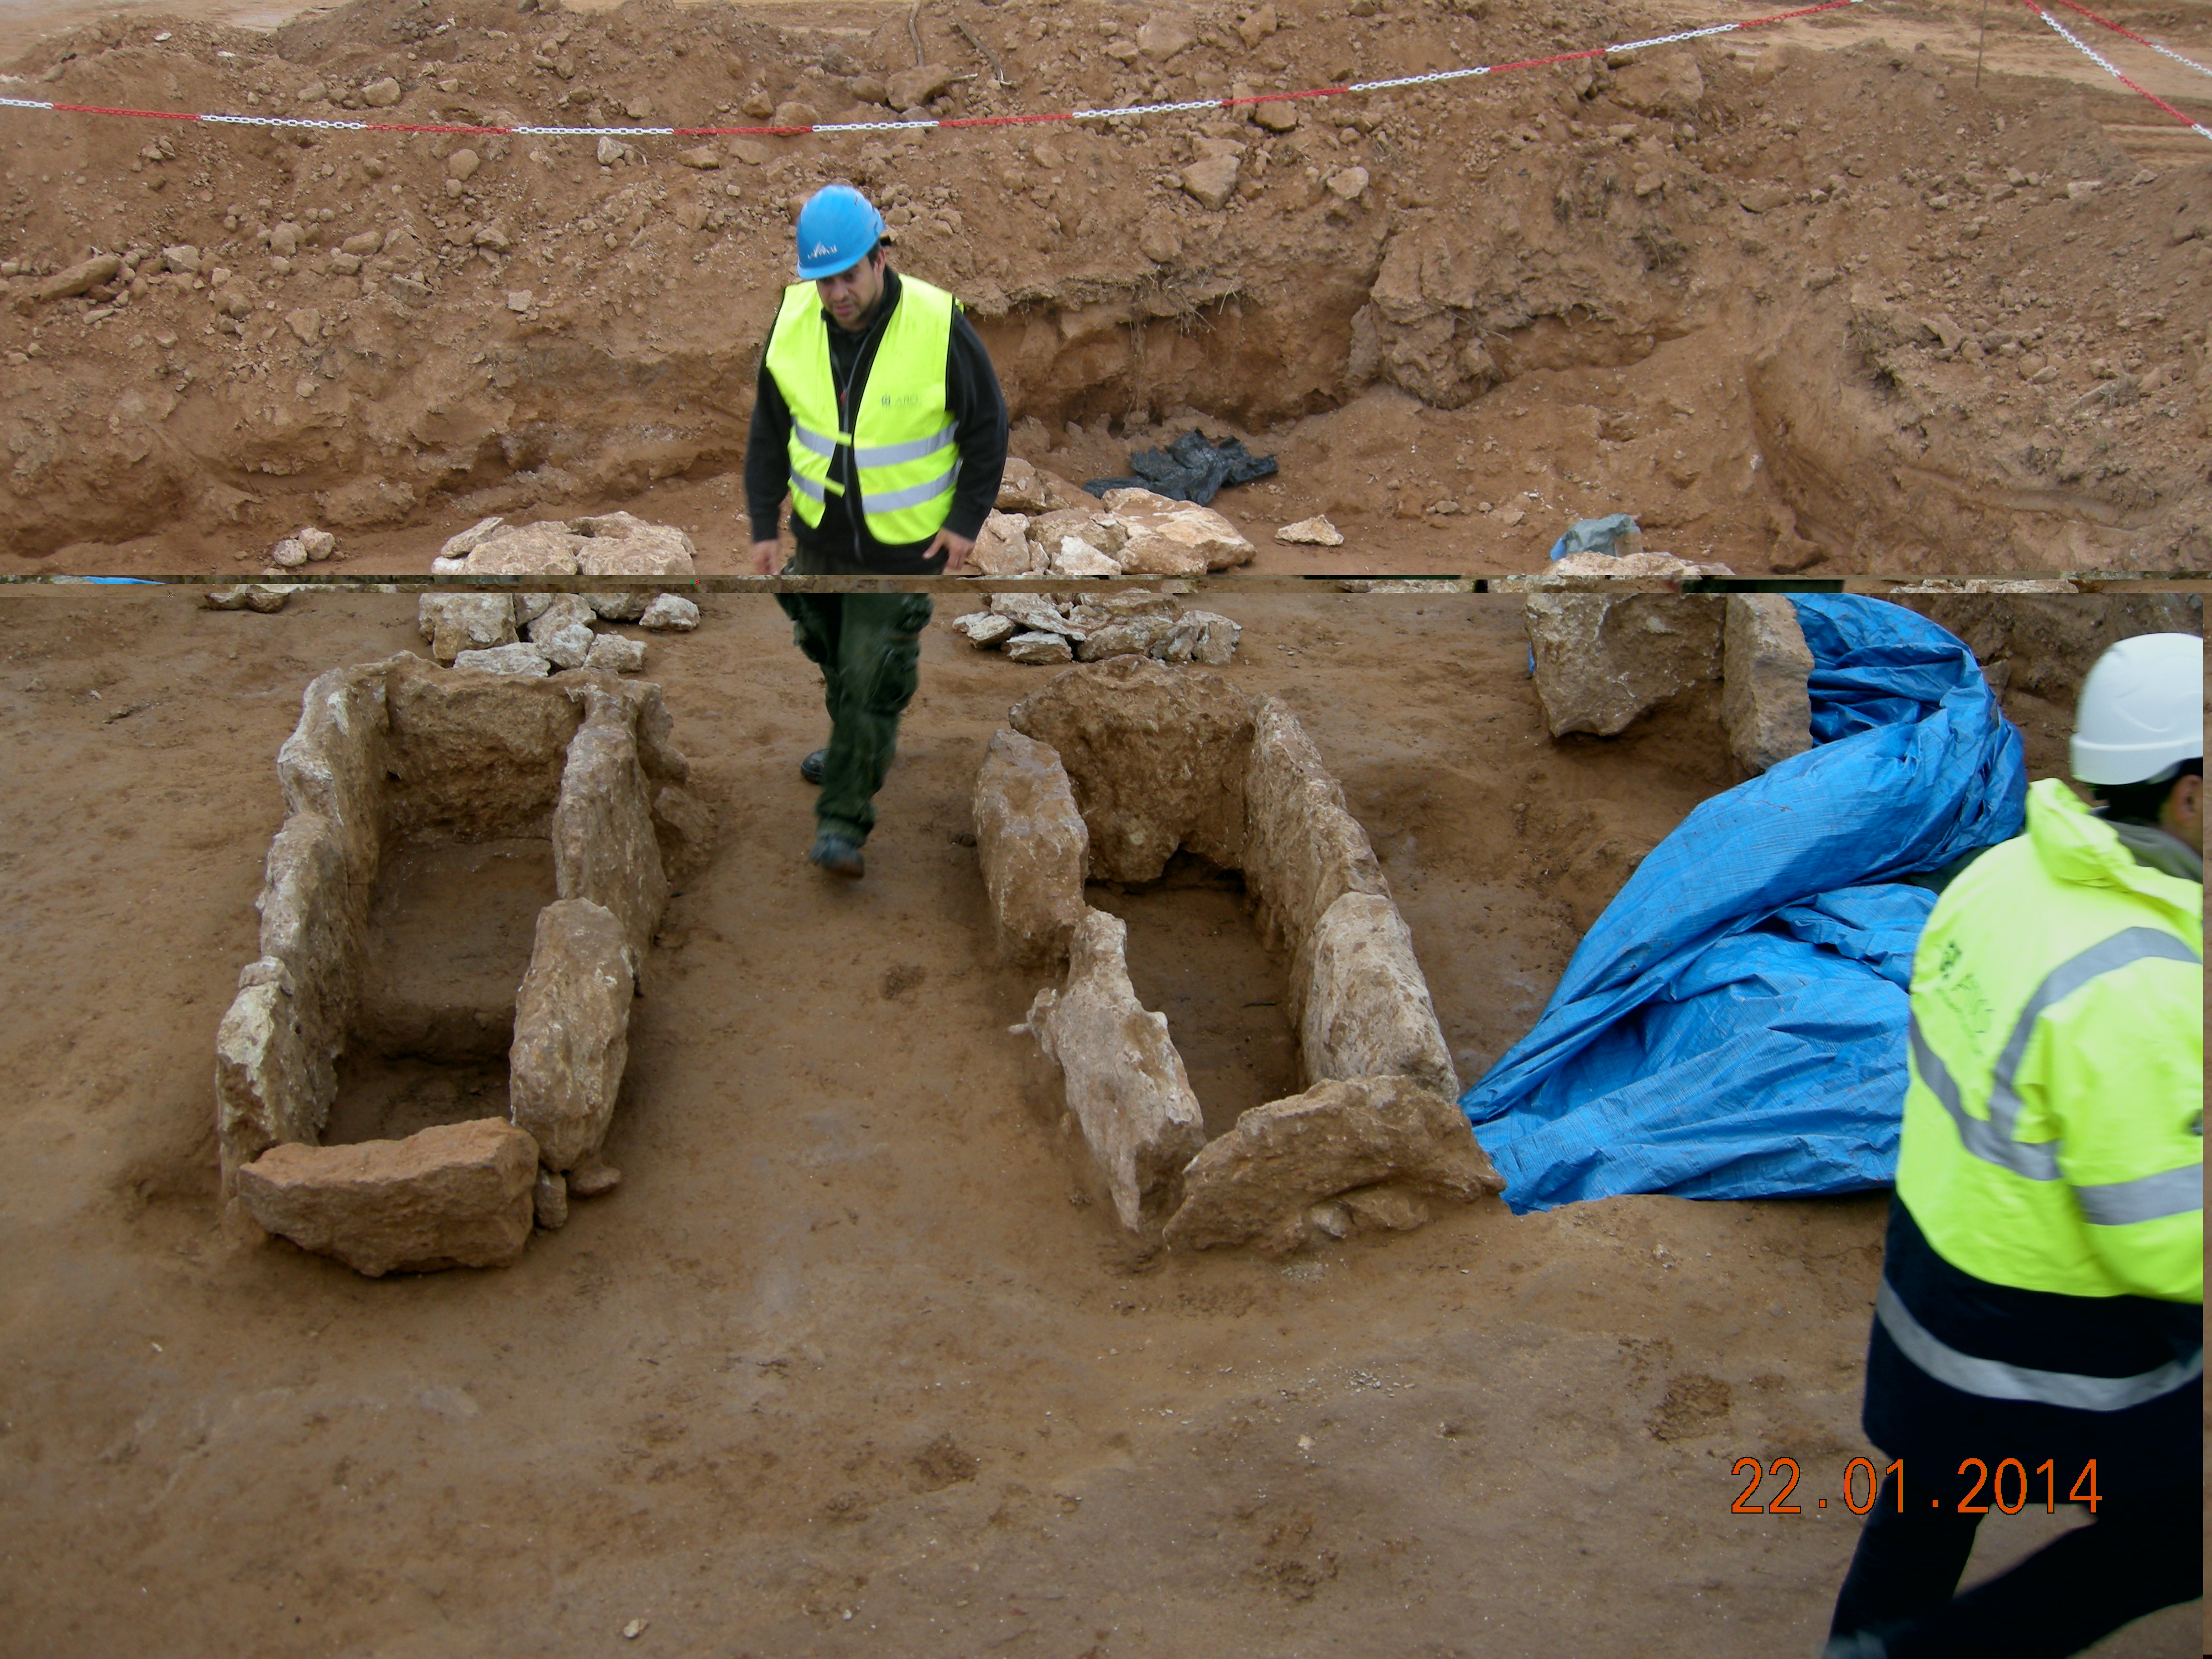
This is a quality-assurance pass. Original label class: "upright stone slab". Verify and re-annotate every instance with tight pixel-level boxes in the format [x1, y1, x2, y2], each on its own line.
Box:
[1024, 909, 1207, 1230]
[1009, 656, 1254, 883]
[1241, 696, 1390, 960]
[276, 662, 390, 883]
[973, 729, 1091, 968]
[383, 653, 583, 839]
[509, 899, 633, 1172]
[1163, 1076, 1503, 1254]
[1299, 892, 1459, 1100]
[215, 961, 316, 1192]
[1525, 593, 1723, 738]
[552, 685, 671, 969]
[1721, 594, 1815, 775]
[234, 1118, 540, 1276]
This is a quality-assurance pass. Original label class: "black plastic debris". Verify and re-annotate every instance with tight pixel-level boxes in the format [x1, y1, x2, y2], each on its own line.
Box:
[1084, 429, 1279, 507]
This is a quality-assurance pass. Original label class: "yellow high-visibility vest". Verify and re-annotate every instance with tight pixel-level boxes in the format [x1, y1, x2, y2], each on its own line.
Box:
[1898, 778, 2203, 1305]
[763, 275, 959, 545]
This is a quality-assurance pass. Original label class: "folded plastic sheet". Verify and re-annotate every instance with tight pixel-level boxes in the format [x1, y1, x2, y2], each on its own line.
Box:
[1458, 594, 2028, 1212]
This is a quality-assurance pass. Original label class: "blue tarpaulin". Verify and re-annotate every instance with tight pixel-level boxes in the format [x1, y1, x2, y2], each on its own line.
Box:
[1459, 594, 2028, 1212]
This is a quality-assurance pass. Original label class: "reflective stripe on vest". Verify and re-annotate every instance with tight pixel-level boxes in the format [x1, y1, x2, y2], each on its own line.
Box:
[1876, 1279, 2204, 1411]
[763, 276, 959, 544]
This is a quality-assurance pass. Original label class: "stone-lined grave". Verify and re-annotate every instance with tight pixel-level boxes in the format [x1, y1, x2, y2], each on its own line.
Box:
[974, 657, 1503, 1254]
[213, 654, 713, 1276]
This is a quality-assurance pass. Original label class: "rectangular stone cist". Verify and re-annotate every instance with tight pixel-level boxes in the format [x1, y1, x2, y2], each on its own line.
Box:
[980, 656, 1503, 1253]
[213, 654, 713, 1276]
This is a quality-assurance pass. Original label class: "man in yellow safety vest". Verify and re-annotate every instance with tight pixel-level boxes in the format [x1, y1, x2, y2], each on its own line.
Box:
[744, 184, 1008, 878]
[1824, 630, 2203, 1658]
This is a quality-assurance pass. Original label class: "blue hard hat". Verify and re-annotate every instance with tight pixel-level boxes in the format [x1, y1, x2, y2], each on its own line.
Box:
[795, 185, 886, 280]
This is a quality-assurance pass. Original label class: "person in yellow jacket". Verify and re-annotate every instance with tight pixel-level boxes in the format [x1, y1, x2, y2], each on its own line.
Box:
[1825, 631, 2203, 1659]
[744, 184, 1008, 879]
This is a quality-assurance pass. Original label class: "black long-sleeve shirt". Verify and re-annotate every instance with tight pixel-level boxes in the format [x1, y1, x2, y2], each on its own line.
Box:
[744, 268, 1009, 576]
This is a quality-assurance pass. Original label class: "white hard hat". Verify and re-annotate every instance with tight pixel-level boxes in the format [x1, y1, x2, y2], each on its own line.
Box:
[2070, 632, 2204, 786]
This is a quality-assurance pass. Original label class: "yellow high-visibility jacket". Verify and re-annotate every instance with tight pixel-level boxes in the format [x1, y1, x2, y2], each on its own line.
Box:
[763, 275, 959, 546]
[1899, 776, 2203, 1305]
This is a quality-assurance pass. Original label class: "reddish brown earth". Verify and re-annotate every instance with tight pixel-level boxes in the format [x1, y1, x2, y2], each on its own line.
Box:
[0, 586, 2198, 1655]
[0, 0, 2206, 574]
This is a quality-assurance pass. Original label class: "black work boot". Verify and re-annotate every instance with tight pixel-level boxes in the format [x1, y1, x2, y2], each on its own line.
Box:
[800, 748, 828, 785]
[807, 833, 864, 879]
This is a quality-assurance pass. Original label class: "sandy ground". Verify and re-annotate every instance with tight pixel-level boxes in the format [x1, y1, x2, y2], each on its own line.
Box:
[0, 586, 2197, 1656]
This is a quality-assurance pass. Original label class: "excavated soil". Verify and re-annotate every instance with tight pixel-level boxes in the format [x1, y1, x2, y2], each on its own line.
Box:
[1, 586, 2198, 1656]
[0, 0, 2206, 573]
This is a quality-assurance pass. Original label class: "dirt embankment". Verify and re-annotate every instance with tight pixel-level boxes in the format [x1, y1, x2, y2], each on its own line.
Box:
[0, 0, 2207, 571]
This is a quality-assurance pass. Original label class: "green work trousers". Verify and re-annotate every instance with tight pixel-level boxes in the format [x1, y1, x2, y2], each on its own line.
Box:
[775, 585, 934, 844]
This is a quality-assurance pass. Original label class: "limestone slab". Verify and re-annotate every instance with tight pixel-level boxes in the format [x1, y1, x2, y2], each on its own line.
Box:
[1525, 593, 1723, 738]
[1163, 1076, 1501, 1253]
[1299, 892, 1459, 1100]
[974, 729, 1089, 967]
[418, 594, 517, 664]
[1024, 909, 1206, 1230]
[1721, 594, 1815, 775]
[1009, 656, 1253, 883]
[235, 1118, 539, 1276]
[551, 685, 670, 968]
[508, 899, 633, 1172]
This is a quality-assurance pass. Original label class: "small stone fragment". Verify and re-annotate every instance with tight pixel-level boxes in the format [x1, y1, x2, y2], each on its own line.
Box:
[1004, 629, 1075, 665]
[996, 457, 1050, 514]
[533, 1167, 570, 1230]
[638, 594, 700, 631]
[446, 148, 481, 181]
[586, 633, 648, 674]
[361, 76, 404, 107]
[298, 527, 337, 560]
[568, 1155, 622, 1197]
[1275, 516, 1344, 547]
[1327, 166, 1370, 201]
[953, 610, 1020, 649]
[539, 620, 596, 670]
[1180, 153, 1241, 211]
[886, 63, 955, 109]
[440, 516, 505, 560]
[1076, 614, 1180, 661]
[1050, 536, 1123, 578]
[202, 585, 288, 613]
[419, 592, 518, 664]
[587, 591, 650, 622]
[506, 289, 533, 314]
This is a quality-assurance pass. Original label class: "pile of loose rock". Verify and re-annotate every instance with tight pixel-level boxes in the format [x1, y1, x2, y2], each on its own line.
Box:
[971, 456, 1257, 578]
[953, 590, 1240, 666]
[430, 510, 700, 578]
[418, 589, 698, 677]
[262, 524, 342, 570]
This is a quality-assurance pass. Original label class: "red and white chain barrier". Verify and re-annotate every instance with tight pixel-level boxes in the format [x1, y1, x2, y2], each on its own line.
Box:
[2019, 0, 2212, 144]
[0, 0, 1871, 143]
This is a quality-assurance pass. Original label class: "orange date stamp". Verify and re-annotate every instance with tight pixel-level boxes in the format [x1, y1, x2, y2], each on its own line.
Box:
[1732, 1457, 2103, 1516]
